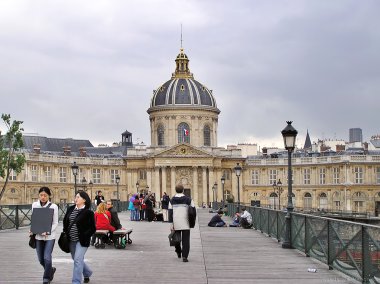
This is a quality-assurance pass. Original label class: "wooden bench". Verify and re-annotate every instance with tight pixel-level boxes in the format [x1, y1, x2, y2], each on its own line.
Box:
[112, 228, 133, 249]
[94, 230, 109, 249]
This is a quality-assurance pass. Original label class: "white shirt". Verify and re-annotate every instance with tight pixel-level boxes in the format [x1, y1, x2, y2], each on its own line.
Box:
[240, 210, 252, 224]
[31, 201, 59, 240]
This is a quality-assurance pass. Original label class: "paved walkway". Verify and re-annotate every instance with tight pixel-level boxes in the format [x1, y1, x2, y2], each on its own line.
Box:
[0, 208, 358, 283]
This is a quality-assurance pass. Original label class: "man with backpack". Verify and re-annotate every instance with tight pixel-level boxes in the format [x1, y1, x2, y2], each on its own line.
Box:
[168, 184, 195, 263]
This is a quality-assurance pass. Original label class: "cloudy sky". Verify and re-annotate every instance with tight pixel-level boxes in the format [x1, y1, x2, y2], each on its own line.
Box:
[1, 0, 379, 149]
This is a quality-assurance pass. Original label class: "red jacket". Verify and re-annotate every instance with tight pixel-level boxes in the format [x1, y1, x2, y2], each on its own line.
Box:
[95, 211, 115, 232]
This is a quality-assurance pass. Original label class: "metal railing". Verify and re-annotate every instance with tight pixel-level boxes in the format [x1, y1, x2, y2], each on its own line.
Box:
[0, 201, 131, 230]
[214, 202, 380, 284]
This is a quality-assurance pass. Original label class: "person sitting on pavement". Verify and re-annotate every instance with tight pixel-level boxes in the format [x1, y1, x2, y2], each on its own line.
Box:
[208, 210, 227, 227]
[229, 212, 241, 227]
[238, 207, 253, 229]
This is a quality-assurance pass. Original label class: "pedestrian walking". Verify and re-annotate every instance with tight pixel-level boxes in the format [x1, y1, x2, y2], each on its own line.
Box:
[168, 184, 195, 262]
[63, 191, 96, 284]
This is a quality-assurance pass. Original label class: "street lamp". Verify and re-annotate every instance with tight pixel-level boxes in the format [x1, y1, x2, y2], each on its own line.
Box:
[234, 163, 242, 212]
[116, 174, 120, 212]
[81, 177, 87, 192]
[71, 162, 79, 197]
[221, 175, 225, 206]
[281, 121, 298, 249]
[272, 179, 283, 210]
[136, 181, 140, 194]
[89, 180, 93, 208]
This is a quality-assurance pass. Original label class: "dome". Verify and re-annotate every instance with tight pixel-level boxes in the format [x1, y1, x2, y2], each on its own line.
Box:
[148, 48, 219, 113]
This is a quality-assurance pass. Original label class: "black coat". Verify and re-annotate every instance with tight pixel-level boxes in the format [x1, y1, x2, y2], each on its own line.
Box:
[63, 205, 96, 247]
[108, 207, 122, 230]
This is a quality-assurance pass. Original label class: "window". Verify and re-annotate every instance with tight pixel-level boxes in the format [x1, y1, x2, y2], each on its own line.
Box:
[353, 201, 364, 212]
[59, 167, 67, 182]
[377, 167, 380, 184]
[333, 167, 340, 184]
[139, 170, 147, 180]
[334, 201, 341, 211]
[44, 166, 52, 182]
[319, 168, 326, 185]
[303, 169, 311, 185]
[304, 192, 312, 210]
[223, 170, 230, 180]
[319, 192, 327, 209]
[224, 190, 232, 202]
[178, 122, 190, 143]
[9, 169, 17, 181]
[31, 165, 38, 182]
[157, 125, 165, 146]
[203, 125, 211, 146]
[251, 170, 259, 185]
[269, 169, 277, 185]
[110, 169, 119, 184]
[354, 167, 363, 184]
[92, 169, 101, 184]
[269, 192, 278, 209]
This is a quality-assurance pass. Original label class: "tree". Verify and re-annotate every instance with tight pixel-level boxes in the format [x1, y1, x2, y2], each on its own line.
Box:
[0, 114, 26, 202]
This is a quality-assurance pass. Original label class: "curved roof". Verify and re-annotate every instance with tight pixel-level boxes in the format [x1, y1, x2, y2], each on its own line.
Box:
[148, 48, 219, 113]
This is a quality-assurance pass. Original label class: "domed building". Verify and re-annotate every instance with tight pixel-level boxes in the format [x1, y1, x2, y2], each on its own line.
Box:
[148, 48, 220, 148]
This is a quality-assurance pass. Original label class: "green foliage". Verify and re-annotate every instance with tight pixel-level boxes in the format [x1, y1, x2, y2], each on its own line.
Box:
[0, 114, 26, 201]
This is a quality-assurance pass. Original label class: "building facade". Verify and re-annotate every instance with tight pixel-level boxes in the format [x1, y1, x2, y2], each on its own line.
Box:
[2, 49, 380, 215]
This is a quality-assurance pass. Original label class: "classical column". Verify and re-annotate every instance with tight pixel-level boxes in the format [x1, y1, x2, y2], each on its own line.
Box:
[155, 167, 160, 198]
[147, 168, 152, 189]
[171, 166, 176, 196]
[162, 166, 167, 196]
[192, 166, 199, 206]
[231, 168, 238, 203]
[202, 167, 208, 206]
[216, 169, 222, 203]
[209, 167, 215, 202]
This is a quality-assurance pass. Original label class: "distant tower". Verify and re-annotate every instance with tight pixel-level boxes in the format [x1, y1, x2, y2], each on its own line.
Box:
[121, 130, 133, 147]
[303, 130, 312, 150]
[349, 128, 362, 143]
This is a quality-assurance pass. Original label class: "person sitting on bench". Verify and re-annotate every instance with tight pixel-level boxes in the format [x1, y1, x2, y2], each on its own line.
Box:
[208, 210, 227, 227]
[238, 207, 253, 229]
[106, 200, 123, 241]
[95, 203, 115, 243]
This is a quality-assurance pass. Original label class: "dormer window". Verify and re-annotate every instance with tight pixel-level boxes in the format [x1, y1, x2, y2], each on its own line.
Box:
[180, 84, 185, 91]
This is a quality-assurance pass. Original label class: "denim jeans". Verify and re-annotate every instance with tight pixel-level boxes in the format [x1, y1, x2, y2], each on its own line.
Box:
[69, 241, 92, 284]
[36, 239, 55, 282]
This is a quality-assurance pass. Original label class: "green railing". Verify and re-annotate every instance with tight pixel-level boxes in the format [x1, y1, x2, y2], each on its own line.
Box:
[213, 202, 380, 283]
[0, 201, 130, 230]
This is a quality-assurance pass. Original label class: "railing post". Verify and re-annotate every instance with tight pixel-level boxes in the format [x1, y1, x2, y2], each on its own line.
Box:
[305, 215, 310, 257]
[362, 226, 370, 283]
[15, 205, 19, 230]
[260, 208, 264, 233]
[267, 209, 270, 237]
[277, 211, 280, 242]
[327, 219, 333, 270]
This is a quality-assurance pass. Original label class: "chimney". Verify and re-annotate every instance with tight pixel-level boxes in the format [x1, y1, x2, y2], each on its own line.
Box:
[79, 147, 87, 157]
[262, 147, 268, 157]
[63, 146, 71, 156]
[33, 144, 41, 154]
[336, 144, 345, 152]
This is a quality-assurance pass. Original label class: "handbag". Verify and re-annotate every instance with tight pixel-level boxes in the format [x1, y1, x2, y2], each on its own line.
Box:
[29, 234, 36, 249]
[168, 230, 181, 246]
[59, 211, 79, 253]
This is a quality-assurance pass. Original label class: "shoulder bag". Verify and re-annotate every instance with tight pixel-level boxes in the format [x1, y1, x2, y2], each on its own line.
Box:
[58, 211, 80, 253]
[168, 230, 181, 246]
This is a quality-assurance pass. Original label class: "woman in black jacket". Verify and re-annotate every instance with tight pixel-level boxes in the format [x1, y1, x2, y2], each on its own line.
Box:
[63, 191, 96, 284]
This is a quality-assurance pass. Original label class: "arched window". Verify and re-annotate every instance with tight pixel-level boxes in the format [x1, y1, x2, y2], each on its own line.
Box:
[204, 125, 211, 146]
[353, 191, 366, 213]
[319, 192, 328, 209]
[269, 192, 278, 209]
[157, 125, 165, 146]
[178, 123, 190, 143]
[304, 192, 312, 210]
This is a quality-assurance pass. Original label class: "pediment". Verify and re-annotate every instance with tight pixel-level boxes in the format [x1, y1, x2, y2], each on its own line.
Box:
[153, 143, 213, 158]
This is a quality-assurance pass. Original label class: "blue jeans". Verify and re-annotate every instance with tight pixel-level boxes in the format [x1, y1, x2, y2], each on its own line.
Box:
[36, 239, 55, 282]
[69, 241, 92, 284]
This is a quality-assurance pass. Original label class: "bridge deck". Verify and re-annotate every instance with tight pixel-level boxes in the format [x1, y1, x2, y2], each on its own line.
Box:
[0, 208, 357, 283]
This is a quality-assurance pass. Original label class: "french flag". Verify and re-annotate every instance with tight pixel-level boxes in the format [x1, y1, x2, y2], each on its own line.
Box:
[183, 128, 189, 136]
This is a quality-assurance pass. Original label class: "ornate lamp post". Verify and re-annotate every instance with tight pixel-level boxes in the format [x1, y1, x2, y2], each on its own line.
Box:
[116, 174, 120, 212]
[136, 181, 140, 194]
[281, 121, 298, 249]
[221, 175, 225, 206]
[234, 163, 242, 212]
[89, 180, 93, 208]
[272, 179, 283, 210]
[81, 177, 87, 192]
[71, 162, 79, 198]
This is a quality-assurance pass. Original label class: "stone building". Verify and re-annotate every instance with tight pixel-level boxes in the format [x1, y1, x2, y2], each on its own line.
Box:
[1, 48, 380, 215]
